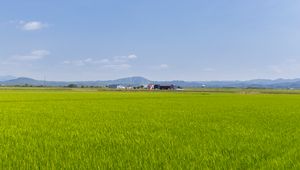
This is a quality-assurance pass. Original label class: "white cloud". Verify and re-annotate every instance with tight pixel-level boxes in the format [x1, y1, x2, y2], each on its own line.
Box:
[19, 21, 48, 31]
[12, 50, 50, 61]
[103, 64, 131, 70]
[159, 64, 169, 69]
[63, 60, 87, 66]
[84, 58, 93, 63]
[149, 64, 170, 70]
[63, 58, 110, 66]
[31, 50, 50, 56]
[62, 60, 71, 64]
[99, 59, 110, 63]
[113, 54, 138, 62]
[128, 54, 137, 59]
[268, 65, 284, 74]
[63, 54, 137, 70]
[267, 58, 300, 77]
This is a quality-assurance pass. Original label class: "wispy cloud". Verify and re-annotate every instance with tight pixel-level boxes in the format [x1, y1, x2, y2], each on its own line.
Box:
[103, 64, 131, 70]
[0, 50, 50, 67]
[128, 54, 137, 59]
[63, 54, 137, 70]
[11, 20, 48, 31]
[203, 68, 215, 72]
[268, 65, 284, 74]
[149, 64, 170, 70]
[63, 58, 109, 66]
[267, 58, 300, 76]
[12, 50, 50, 61]
[159, 64, 169, 69]
[113, 54, 138, 63]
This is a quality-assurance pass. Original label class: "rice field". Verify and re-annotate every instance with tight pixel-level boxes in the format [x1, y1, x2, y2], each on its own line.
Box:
[0, 89, 299, 169]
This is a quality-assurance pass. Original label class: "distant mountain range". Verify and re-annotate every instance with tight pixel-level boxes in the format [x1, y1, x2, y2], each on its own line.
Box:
[2, 76, 300, 88]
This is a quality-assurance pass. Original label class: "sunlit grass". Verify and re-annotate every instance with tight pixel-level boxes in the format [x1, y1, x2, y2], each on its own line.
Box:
[0, 90, 299, 169]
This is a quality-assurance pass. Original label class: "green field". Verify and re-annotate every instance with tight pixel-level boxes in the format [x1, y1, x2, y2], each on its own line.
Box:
[0, 89, 299, 169]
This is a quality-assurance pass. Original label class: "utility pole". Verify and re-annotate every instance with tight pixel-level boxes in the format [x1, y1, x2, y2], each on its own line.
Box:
[43, 75, 46, 87]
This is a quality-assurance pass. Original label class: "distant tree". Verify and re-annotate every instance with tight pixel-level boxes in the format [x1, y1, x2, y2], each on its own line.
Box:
[67, 84, 78, 88]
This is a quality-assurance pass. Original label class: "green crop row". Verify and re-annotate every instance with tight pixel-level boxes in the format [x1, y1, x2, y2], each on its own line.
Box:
[0, 90, 299, 169]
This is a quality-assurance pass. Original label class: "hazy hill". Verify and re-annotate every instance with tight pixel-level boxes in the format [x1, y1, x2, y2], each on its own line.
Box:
[2, 76, 300, 88]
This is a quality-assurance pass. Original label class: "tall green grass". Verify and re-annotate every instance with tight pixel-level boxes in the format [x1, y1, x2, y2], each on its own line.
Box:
[0, 90, 299, 169]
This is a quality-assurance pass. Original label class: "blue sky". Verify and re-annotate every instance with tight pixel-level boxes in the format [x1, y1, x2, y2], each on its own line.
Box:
[1, 0, 300, 81]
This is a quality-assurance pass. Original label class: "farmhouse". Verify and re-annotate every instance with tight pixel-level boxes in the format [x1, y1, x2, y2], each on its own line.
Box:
[160, 85, 175, 90]
[107, 84, 126, 89]
[147, 84, 175, 90]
